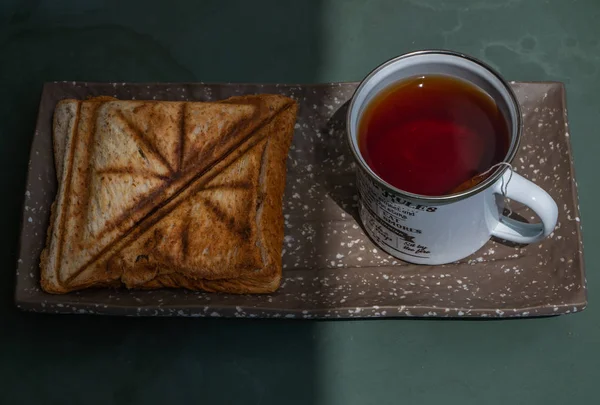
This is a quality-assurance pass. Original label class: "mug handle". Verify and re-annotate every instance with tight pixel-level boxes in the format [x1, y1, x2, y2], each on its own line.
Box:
[491, 171, 558, 244]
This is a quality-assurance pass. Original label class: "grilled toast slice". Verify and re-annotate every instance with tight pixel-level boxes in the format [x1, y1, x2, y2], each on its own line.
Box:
[41, 94, 296, 294]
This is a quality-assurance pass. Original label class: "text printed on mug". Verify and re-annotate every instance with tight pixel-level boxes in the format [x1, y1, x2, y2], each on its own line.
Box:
[357, 170, 434, 259]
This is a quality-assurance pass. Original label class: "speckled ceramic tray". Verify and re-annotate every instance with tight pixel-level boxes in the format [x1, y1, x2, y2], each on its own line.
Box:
[15, 81, 586, 318]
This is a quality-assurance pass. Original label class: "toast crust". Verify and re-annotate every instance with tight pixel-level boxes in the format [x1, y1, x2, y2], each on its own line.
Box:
[41, 95, 297, 294]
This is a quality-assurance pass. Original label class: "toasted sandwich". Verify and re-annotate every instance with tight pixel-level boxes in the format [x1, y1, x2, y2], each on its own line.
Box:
[41, 94, 297, 294]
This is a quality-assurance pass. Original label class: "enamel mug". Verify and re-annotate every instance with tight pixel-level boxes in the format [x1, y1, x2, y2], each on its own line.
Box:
[347, 50, 558, 265]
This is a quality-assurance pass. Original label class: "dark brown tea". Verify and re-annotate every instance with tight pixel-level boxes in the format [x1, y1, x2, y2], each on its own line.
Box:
[358, 75, 510, 196]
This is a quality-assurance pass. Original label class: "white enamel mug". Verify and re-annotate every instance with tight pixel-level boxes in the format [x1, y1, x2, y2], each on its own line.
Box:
[347, 50, 558, 265]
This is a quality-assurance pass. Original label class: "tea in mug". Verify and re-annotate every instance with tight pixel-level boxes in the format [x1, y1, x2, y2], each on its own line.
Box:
[358, 75, 510, 196]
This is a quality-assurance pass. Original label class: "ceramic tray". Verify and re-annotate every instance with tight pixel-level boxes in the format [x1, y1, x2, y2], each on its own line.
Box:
[15, 81, 586, 318]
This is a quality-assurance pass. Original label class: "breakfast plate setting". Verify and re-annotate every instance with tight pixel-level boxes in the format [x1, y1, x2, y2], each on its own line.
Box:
[16, 51, 586, 318]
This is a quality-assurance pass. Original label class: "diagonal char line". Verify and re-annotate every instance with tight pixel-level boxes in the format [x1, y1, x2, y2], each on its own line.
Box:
[96, 167, 170, 181]
[115, 110, 174, 174]
[65, 101, 294, 283]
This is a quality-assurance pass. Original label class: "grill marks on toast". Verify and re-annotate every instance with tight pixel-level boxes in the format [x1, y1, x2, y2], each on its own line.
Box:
[141, 104, 298, 293]
[80, 100, 259, 241]
[85, 105, 176, 242]
[117, 137, 270, 284]
[114, 110, 174, 175]
[120, 102, 186, 173]
[51, 96, 294, 290]
[197, 174, 256, 243]
[53, 101, 83, 287]
[200, 181, 253, 193]
[181, 103, 259, 171]
[56, 101, 105, 285]
[95, 167, 170, 182]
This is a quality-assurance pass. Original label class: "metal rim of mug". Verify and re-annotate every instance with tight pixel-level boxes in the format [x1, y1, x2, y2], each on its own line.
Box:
[346, 49, 523, 204]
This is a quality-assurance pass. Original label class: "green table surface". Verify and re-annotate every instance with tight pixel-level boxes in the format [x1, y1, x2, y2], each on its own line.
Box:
[1, 1, 598, 404]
